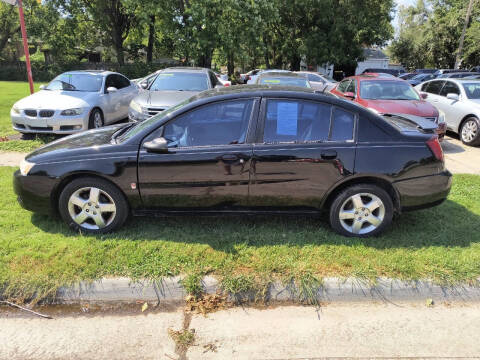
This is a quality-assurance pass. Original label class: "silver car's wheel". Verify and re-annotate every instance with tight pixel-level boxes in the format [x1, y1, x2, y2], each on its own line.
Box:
[338, 193, 386, 235]
[67, 187, 116, 230]
[461, 119, 478, 144]
[93, 112, 103, 128]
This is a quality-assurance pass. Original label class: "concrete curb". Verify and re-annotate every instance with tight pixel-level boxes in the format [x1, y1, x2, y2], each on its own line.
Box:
[55, 276, 480, 304]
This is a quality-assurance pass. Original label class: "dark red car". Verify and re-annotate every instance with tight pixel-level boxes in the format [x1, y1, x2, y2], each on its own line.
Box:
[330, 74, 446, 139]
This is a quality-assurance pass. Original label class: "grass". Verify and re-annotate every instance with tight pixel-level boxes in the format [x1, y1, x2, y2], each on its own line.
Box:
[0, 81, 57, 152]
[1, 166, 480, 301]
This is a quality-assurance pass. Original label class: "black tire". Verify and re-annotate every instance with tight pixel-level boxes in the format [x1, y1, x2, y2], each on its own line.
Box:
[88, 108, 104, 129]
[58, 177, 129, 234]
[460, 117, 480, 146]
[329, 184, 393, 238]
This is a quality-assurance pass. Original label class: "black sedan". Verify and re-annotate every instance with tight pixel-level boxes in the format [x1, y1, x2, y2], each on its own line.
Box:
[14, 86, 452, 237]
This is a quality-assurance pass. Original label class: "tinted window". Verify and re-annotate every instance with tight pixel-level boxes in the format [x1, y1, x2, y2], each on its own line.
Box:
[162, 100, 253, 147]
[150, 72, 209, 91]
[331, 108, 354, 141]
[423, 81, 445, 95]
[115, 74, 131, 89]
[440, 81, 460, 97]
[337, 80, 350, 93]
[263, 100, 332, 143]
[208, 71, 218, 88]
[358, 116, 391, 142]
[46, 73, 103, 92]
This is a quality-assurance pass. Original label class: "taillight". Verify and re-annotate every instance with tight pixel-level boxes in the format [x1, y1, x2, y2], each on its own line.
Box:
[224, 83, 230, 87]
[426, 135, 444, 161]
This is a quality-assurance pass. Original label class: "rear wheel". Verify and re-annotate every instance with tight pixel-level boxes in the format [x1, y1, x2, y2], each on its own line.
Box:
[58, 177, 128, 234]
[329, 184, 393, 237]
[460, 117, 480, 146]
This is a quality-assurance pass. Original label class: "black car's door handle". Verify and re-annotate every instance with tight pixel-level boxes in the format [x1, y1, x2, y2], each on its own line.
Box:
[321, 150, 337, 160]
[221, 154, 239, 161]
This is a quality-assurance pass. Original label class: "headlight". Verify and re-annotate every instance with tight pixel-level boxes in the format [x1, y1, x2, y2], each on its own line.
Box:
[61, 108, 84, 116]
[19, 159, 35, 176]
[129, 100, 143, 113]
[12, 105, 20, 114]
[438, 110, 446, 124]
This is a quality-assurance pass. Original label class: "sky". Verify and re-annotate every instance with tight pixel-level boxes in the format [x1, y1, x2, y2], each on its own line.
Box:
[393, 0, 417, 34]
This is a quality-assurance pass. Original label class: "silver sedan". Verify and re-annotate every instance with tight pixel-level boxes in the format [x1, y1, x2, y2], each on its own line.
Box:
[11, 70, 138, 134]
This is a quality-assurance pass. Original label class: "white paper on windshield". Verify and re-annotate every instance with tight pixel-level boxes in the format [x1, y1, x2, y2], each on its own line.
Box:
[276, 102, 298, 135]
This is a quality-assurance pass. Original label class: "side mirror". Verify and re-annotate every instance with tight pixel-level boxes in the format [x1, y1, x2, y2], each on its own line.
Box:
[39, 84, 46, 90]
[140, 82, 148, 89]
[446, 93, 459, 101]
[420, 92, 428, 99]
[107, 86, 118, 93]
[144, 137, 168, 153]
[343, 91, 355, 100]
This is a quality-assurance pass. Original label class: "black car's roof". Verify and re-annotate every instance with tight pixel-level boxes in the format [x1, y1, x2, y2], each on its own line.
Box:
[257, 72, 303, 78]
[162, 67, 210, 73]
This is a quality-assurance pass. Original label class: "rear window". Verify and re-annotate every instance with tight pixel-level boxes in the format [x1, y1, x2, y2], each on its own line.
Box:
[262, 99, 354, 144]
[259, 76, 310, 88]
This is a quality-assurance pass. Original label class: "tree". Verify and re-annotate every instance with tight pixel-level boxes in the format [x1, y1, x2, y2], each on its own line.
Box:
[0, 3, 20, 57]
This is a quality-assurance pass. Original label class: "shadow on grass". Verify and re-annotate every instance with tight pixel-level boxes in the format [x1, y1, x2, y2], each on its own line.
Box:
[31, 199, 480, 251]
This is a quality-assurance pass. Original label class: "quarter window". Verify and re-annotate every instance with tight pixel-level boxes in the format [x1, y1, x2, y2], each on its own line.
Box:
[262, 99, 355, 143]
[162, 100, 253, 147]
[345, 80, 356, 94]
[439, 81, 460, 97]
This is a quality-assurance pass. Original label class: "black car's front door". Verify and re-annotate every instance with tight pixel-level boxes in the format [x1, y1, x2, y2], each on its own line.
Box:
[249, 98, 356, 209]
[138, 98, 258, 210]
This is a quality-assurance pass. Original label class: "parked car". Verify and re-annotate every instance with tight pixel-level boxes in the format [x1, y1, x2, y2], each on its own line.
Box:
[416, 79, 480, 146]
[254, 72, 311, 88]
[407, 73, 436, 86]
[434, 69, 470, 77]
[240, 69, 261, 84]
[11, 70, 138, 134]
[398, 72, 418, 80]
[14, 86, 451, 237]
[436, 72, 480, 79]
[295, 71, 338, 91]
[215, 72, 231, 87]
[134, 70, 162, 89]
[464, 74, 480, 80]
[247, 69, 290, 84]
[415, 69, 437, 74]
[361, 68, 402, 77]
[330, 74, 446, 139]
[128, 67, 222, 122]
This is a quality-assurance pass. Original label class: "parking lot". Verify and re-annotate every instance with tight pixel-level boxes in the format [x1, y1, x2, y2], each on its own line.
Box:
[442, 133, 480, 174]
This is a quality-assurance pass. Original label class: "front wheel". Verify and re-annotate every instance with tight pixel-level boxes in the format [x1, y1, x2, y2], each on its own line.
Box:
[88, 108, 104, 129]
[460, 117, 480, 146]
[329, 184, 393, 237]
[58, 177, 129, 234]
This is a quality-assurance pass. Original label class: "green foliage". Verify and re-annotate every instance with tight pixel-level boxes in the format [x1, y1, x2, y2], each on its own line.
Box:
[390, 0, 480, 70]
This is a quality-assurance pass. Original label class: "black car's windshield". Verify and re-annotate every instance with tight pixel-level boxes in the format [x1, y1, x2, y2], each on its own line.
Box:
[360, 80, 420, 100]
[259, 77, 310, 88]
[117, 99, 190, 142]
[45, 73, 103, 92]
[463, 83, 480, 99]
[411, 73, 430, 81]
[149, 72, 209, 91]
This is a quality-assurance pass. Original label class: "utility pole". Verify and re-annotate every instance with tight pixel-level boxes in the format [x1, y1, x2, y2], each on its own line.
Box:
[455, 0, 476, 69]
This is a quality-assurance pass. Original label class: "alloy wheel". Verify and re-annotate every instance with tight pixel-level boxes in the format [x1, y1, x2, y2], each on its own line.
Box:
[67, 187, 116, 230]
[93, 111, 103, 128]
[462, 120, 478, 143]
[338, 193, 385, 235]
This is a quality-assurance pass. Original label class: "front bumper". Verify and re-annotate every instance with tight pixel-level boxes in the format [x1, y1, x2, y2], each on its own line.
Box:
[11, 109, 89, 134]
[14, 170, 55, 214]
[394, 170, 452, 210]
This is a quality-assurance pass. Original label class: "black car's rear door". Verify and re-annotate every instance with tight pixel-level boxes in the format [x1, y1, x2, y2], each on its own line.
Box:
[137, 98, 259, 210]
[249, 98, 356, 209]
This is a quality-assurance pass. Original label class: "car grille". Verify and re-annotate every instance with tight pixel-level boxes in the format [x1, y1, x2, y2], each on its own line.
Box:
[29, 126, 53, 131]
[424, 117, 438, 123]
[39, 110, 54, 117]
[146, 107, 165, 117]
[24, 109, 37, 117]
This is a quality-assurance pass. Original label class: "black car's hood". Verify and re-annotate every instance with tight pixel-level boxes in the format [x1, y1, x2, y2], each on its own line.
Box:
[26, 124, 128, 163]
